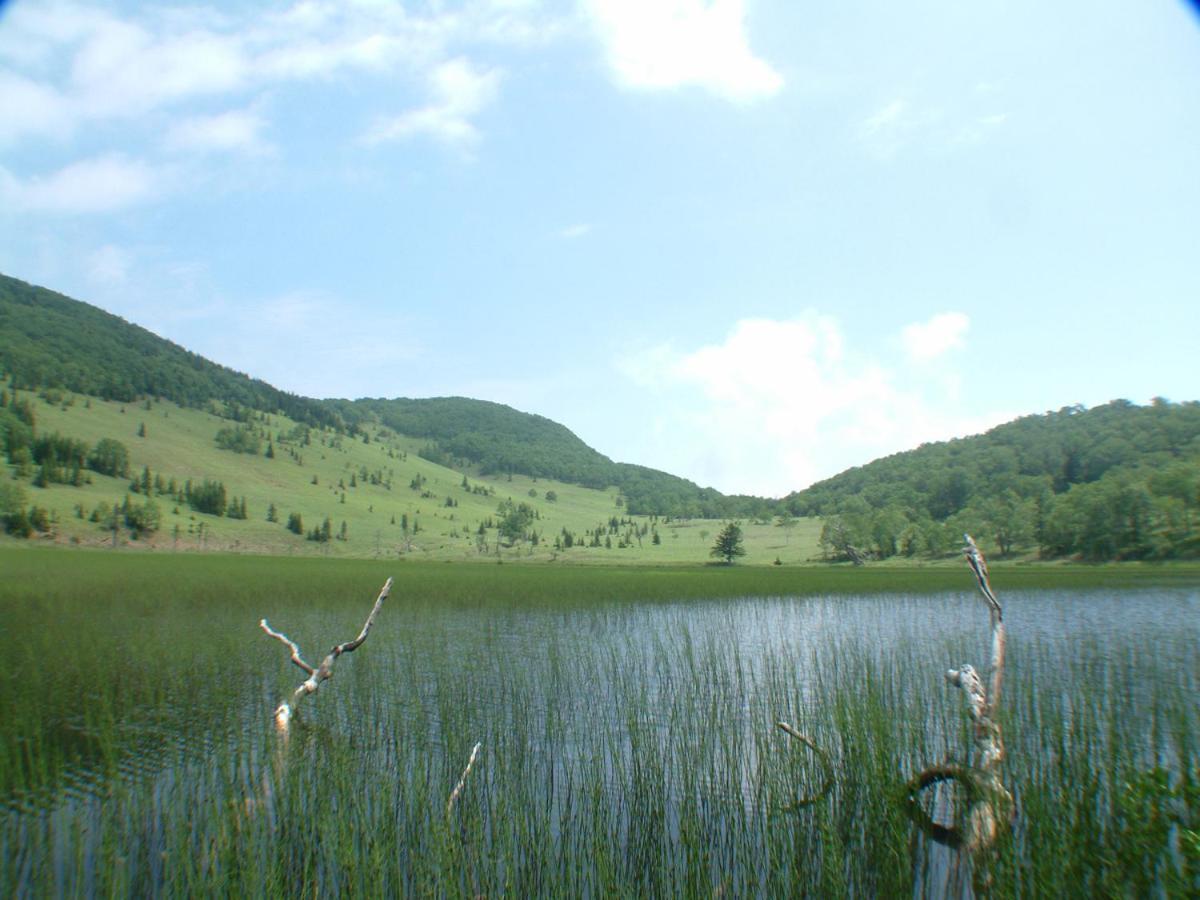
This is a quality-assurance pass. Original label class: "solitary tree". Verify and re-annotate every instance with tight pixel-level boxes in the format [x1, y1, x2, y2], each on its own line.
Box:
[710, 521, 746, 564]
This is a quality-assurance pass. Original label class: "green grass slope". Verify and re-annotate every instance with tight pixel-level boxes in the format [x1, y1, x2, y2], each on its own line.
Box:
[3, 383, 820, 564]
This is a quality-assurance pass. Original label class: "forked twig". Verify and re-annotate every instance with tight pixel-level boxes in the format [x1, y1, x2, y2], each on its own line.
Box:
[260, 577, 393, 729]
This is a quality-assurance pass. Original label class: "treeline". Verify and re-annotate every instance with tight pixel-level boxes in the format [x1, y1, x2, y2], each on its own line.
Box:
[0, 274, 342, 431]
[793, 399, 1200, 562]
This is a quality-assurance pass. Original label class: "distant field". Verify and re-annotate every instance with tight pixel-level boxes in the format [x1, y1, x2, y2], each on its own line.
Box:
[7, 386, 828, 564]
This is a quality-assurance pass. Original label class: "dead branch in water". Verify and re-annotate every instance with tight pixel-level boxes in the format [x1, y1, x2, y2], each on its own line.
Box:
[905, 534, 1013, 853]
[260, 577, 393, 729]
[775, 721, 834, 808]
[446, 742, 483, 819]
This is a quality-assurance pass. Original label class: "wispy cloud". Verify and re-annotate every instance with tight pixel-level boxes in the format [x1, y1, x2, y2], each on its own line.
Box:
[87, 243, 134, 284]
[900, 311, 969, 363]
[859, 95, 1009, 159]
[560, 222, 593, 239]
[618, 313, 1007, 495]
[362, 57, 502, 148]
[0, 154, 165, 214]
[584, 0, 783, 102]
[0, 0, 557, 191]
[163, 108, 272, 156]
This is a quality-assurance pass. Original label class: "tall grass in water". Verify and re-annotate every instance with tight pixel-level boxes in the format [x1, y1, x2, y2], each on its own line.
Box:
[1, 551, 1197, 895]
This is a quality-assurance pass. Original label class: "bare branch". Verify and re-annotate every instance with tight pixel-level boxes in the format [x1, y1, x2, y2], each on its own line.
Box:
[333, 577, 392, 654]
[906, 535, 1013, 854]
[963, 533, 1001, 619]
[259, 619, 316, 675]
[261, 577, 393, 729]
[447, 742, 483, 819]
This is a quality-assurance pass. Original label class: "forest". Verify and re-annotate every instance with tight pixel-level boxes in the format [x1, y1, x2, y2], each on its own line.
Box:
[789, 399, 1200, 561]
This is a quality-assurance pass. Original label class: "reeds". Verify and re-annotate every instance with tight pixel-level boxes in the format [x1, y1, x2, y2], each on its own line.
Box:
[1, 551, 1196, 895]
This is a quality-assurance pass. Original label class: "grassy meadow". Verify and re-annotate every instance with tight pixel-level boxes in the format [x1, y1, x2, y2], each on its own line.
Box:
[2, 550, 1197, 896]
[9, 386, 822, 564]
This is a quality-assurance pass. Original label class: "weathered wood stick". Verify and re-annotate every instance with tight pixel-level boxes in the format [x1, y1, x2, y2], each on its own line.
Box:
[260, 577, 393, 729]
[949, 535, 1006, 771]
[259, 619, 316, 675]
[776, 721, 834, 808]
[906, 535, 1012, 853]
[446, 742, 483, 819]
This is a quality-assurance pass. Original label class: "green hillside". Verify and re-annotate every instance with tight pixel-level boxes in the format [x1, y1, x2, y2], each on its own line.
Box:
[0, 381, 819, 563]
[0, 273, 758, 520]
[3, 271, 1197, 565]
[786, 399, 1200, 562]
[342, 396, 766, 518]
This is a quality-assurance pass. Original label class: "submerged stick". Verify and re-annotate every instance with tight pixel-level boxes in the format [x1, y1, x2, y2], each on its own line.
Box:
[776, 721, 834, 808]
[260, 577, 393, 729]
[446, 742, 483, 819]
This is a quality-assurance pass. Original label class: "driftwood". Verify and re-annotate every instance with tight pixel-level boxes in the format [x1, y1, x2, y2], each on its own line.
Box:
[904, 534, 1013, 853]
[260, 577, 392, 729]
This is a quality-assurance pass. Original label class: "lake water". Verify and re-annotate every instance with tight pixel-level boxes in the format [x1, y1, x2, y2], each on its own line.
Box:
[4, 584, 1198, 895]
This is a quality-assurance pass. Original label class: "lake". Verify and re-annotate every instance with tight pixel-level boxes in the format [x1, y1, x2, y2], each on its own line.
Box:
[2, 553, 1197, 896]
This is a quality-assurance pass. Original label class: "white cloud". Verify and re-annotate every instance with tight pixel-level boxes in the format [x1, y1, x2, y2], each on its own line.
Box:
[164, 109, 271, 155]
[900, 311, 969, 363]
[363, 57, 502, 147]
[584, 0, 783, 102]
[0, 0, 550, 154]
[87, 244, 133, 284]
[0, 155, 163, 214]
[0, 72, 73, 144]
[618, 313, 1007, 495]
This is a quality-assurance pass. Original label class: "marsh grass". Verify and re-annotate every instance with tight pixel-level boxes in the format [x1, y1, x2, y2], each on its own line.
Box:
[1, 550, 1197, 895]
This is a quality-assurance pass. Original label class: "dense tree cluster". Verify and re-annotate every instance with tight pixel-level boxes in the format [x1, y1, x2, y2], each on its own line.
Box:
[214, 425, 262, 454]
[795, 400, 1200, 561]
[185, 479, 227, 517]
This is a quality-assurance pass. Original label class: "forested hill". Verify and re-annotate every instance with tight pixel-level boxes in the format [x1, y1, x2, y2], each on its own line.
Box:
[786, 399, 1200, 561]
[0, 273, 760, 517]
[0, 274, 341, 431]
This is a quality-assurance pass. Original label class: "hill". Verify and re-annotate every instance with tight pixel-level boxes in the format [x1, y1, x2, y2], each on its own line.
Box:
[0, 381, 818, 562]
[785, 399, 1200, 561]
[0, 273, 759, 519]
[339, 396, 766, 518]
[0, 274, 341, 431]
[3, 271, 1197, 564]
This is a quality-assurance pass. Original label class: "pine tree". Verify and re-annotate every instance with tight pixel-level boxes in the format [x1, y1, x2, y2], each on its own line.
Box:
[710, 522, 746, 564]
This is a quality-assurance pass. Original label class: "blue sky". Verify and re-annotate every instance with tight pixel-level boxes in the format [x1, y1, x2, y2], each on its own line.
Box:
[1, 0, 1197, 497]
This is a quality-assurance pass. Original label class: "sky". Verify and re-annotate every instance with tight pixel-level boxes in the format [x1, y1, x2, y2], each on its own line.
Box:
[1, 0, 1198, 498]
